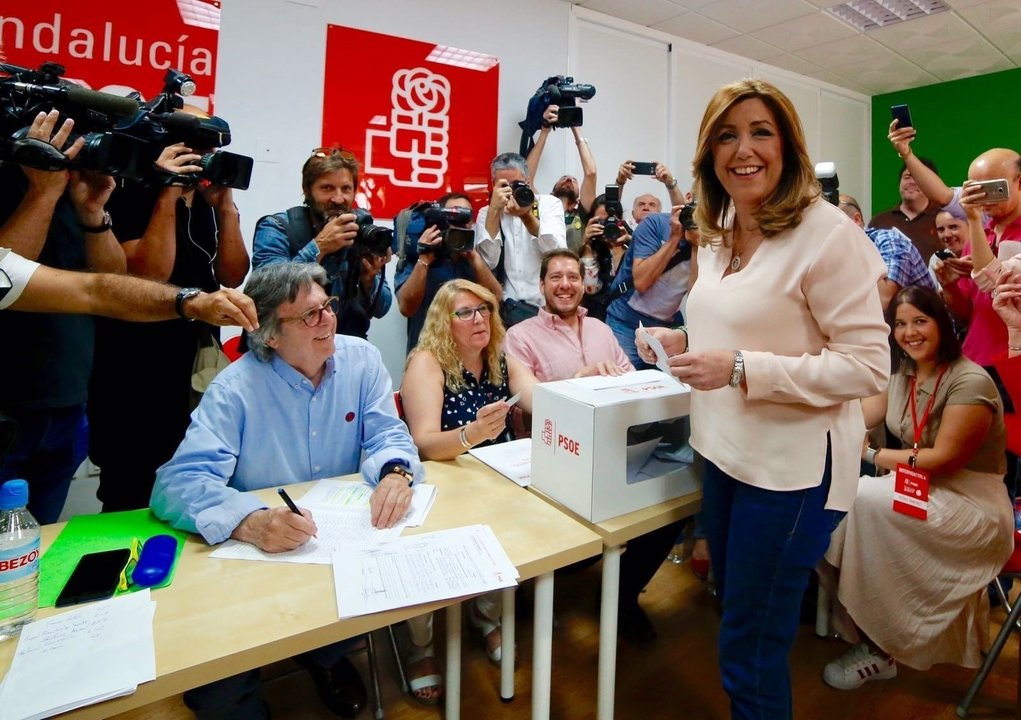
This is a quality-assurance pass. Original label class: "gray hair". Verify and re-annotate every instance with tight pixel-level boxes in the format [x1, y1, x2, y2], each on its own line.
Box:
[490, 152, 529, 179]
[244, 262, 329, 361]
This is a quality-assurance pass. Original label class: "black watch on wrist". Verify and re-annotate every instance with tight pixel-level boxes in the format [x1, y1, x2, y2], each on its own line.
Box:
[79, 211, 112, 233]
[379, 460, 413, 487]
[175, 287, 202, 321]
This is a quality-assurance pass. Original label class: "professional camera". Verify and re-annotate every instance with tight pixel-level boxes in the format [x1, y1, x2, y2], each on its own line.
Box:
[412, 201, 474, 256]
[0, 62, 253, 189]
[510, 180, 535, 207]
[351, 209, 394, 258]
[815, 161, 839, 206]
[679, 201, 698, 231]
[543, 76, 596, 128]
[600, 184, 626, 242]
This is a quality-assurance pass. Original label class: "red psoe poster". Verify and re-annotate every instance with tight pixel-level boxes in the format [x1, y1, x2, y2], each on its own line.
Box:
[0, 0, 221, 111]
[322, 25, 499, 220]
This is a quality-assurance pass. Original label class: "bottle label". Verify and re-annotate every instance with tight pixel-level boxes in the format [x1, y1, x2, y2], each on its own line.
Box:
[0, 540, 40, 582]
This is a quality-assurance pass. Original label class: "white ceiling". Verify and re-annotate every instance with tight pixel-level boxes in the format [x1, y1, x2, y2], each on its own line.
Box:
[559, 0, 1021, 95]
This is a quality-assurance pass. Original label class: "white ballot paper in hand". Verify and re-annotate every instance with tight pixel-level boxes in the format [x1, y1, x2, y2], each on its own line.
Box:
[333, 524, 519, 618]
[504, 391, 522, 407]
[637, 322, 683, 384]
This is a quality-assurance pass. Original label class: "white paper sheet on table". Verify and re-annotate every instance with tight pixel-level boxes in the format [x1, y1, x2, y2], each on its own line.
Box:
[469, 438, 532, 487]
[210, 505, 402, 564]
[299, 479, 437, 528]
[0, 589, 156, 720]
[333, 524, 519, 618]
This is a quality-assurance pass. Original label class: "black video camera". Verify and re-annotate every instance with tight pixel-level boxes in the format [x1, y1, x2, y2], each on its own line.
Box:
[0, 62, 253, 189]
[544, 76, 596, 128]
[510, 180, 535, 207]
[413, 201, 475, 257]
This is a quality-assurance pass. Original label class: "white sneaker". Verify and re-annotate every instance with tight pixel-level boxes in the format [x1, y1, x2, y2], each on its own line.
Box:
[823, 643, 897, 690]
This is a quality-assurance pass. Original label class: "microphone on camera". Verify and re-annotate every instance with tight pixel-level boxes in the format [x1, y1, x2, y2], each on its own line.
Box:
[8, 81, 140, 117]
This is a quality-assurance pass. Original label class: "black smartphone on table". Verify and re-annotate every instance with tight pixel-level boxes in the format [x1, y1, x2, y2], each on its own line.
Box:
[55, 548, 131, 608]
[630, 161, 657, 176]
[890, 104, 912, 129]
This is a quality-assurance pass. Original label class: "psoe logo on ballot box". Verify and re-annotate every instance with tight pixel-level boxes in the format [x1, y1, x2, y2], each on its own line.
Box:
[322, 26, 498, 220]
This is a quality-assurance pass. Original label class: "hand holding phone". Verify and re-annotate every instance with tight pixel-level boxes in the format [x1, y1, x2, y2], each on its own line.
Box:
[934, 248, 955, 261]
[629, 161, 657, 176]
[890, 104, 912, 130]
[970, 178, 1010, 205]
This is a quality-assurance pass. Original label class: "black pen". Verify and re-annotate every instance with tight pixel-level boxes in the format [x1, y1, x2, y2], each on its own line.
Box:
[278, 488, 317, 538]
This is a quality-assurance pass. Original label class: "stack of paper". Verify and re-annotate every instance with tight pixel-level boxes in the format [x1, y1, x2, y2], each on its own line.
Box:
[0, 590, 157, 720]
[469, 438, 532, 486]
[210, 480, 438, 565]
[333, 524, 519, 618]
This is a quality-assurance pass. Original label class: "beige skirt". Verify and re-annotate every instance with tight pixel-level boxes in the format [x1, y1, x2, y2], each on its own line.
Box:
[824, 469, 1014, 670]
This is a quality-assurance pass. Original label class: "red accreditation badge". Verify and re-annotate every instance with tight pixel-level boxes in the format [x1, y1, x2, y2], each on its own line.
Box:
[893, 463, 930, 520]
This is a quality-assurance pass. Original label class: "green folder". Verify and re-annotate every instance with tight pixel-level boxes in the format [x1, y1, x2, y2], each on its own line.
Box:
[39, 509, 187, 608]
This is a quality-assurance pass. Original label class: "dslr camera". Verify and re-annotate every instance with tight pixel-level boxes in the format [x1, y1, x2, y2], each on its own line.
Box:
[679, 201, 698, 231]
[600, 185, 627, 242]
[350, 209, 394, 258]
[543, 76, 596, 128]
[509, 180, 535, 208]
[412, 201, 475, 257]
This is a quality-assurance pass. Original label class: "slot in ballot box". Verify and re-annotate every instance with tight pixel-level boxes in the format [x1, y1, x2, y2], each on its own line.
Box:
[530, 369, 700, 523]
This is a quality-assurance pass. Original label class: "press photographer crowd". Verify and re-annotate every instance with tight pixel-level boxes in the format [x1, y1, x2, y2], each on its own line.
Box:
[2, 53, 1021, 720]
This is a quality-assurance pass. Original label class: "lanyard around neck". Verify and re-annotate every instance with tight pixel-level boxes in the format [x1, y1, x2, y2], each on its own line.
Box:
[907, 366, 947, 466]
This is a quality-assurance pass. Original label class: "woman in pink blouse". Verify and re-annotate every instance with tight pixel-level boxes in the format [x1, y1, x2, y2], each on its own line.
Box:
[639, 79, 890, 718]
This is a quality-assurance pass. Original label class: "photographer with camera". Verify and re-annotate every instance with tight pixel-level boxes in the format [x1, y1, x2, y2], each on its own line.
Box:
[525, 104, 598, 254]
[616, 160, 687, 227]
[395, 192, 503, 352]
[88, 109, 252, 513]
[475, 152, 566, 328]
[576, 191, 631, 321]
[253, 147, 392, 339]
[0, 107, 128, 523]
[606, 203, 698, 369]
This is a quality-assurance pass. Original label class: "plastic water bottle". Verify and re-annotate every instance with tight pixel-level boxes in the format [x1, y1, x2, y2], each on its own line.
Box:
[0, 480, 40, 641]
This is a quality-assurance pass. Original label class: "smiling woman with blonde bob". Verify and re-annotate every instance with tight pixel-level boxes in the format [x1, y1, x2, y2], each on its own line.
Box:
[637, 78, 892, 719]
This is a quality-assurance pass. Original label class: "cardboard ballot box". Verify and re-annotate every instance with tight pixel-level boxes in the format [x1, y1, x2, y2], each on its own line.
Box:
[530, 369, 700, 523]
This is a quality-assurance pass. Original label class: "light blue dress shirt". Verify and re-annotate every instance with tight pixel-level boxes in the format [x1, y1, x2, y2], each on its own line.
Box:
[151, 335, 422, 544]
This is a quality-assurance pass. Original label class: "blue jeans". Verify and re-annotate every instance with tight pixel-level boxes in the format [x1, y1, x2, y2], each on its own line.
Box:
[702, 444, 843, 720]
[0, 405, 87, 524]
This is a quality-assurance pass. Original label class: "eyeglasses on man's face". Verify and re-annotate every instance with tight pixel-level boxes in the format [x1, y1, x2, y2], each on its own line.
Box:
[281, 296, 339, 327]
[450, 302, 493, 322]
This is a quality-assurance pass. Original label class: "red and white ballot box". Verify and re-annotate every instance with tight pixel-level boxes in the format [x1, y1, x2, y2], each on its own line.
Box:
[530, 369, 700, 523]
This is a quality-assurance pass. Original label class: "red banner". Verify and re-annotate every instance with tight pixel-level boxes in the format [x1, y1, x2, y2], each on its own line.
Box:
[0, 0, 221, 111]
[322, 25, 499, 220]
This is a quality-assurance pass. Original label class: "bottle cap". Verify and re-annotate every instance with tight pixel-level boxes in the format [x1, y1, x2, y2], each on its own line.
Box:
[0, 480, 29, 510]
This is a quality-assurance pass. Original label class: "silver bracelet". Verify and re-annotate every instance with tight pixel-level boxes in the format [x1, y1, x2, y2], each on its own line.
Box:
[1010, 345, 1021, 352]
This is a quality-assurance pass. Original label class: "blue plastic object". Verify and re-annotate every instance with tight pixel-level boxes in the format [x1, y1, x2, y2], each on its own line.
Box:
[131, 534, 178, 587]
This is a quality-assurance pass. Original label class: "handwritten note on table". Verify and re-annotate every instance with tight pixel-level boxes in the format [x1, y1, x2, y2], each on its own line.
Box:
[0, 590, 156, 720]
[210, 480, 438, 565]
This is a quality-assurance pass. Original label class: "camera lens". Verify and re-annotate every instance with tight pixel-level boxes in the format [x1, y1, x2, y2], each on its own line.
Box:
[511, 181, 535, 207]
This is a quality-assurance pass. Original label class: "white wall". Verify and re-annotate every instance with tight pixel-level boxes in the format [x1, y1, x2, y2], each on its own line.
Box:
[215, 0, 870, 385]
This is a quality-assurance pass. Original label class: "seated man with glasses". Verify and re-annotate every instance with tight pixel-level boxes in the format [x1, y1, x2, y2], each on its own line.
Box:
[151, 261, 421, 719]
[252, 147, 392, 338]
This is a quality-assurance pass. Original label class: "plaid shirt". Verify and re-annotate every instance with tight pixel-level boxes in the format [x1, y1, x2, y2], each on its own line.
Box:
[865, 226, 936, 291]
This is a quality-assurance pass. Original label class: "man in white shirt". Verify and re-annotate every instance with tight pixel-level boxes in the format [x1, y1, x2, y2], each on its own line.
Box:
[475, 152, 566, 326]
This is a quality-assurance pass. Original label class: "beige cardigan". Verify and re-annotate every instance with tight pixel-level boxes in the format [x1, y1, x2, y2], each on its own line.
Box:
[687, 199, 891, 511]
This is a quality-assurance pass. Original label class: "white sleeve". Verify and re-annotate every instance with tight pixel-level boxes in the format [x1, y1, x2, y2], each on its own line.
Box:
[0, 249, 41, 311]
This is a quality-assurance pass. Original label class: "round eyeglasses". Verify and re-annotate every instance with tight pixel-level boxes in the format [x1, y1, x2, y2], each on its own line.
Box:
[280, 296, 340, 327]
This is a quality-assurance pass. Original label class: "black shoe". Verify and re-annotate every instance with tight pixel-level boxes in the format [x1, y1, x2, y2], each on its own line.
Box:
[618, 603, 657, 647]
[296, 655, 367, 718]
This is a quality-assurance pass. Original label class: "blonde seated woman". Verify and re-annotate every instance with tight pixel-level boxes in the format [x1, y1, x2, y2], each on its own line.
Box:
[819, 286, 1013, 690]
[401, 278, 536, 664]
